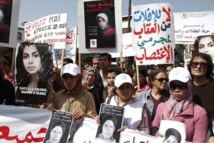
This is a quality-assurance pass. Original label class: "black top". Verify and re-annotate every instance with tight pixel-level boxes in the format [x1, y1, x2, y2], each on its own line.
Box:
[0, 78, 15, 105]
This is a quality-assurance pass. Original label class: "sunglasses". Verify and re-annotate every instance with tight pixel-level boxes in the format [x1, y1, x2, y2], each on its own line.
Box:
[169, 83, 188, 90]
[0, 61, 8, 65]
[154, 78, 169, 82]
[191, 61, 208, 68]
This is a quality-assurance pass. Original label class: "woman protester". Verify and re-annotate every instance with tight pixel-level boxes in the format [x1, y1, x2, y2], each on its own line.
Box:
[52, 63, 97, 120]
[152, 67, 208, 142]
[105, 73, 150, 134]
[187, 52, 214, 140]
[137, 70, 170, 127]
[82, 66, 103, 113]
[16, 42, 53, 104]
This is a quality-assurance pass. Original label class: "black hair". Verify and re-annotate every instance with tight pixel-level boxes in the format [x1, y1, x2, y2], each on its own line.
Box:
[102, 115, 117, 128]
[188, 52, 213, 79]
[99, 53, 112, 62]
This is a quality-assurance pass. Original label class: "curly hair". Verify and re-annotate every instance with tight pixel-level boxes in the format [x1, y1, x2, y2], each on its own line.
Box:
[16, 43, 53, 88]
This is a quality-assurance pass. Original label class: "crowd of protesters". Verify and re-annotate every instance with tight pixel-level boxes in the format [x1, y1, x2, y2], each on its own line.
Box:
[1, 48, 214, 142]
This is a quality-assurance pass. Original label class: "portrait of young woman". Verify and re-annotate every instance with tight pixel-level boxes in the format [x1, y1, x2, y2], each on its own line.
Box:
[15, 42, 53, 104]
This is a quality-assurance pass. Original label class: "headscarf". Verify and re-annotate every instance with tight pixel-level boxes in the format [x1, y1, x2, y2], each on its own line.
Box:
[166, 80, 193, 120]
[83, 66, 97, 89]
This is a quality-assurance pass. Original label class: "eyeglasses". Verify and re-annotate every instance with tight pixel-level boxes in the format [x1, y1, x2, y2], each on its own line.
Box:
[191, 61, 208, 68]
[0, 61, 8, 65]
[154, 78, 169, 82]
[169, 83, 188, 90]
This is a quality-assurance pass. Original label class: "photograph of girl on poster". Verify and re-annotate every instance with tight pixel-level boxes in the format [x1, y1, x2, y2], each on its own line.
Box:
[15, 42, 53, 104]
[84, 0, 116, 49]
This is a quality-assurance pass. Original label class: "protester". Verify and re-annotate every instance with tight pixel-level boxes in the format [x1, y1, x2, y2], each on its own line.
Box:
[92, 54, 100, 71]
[105, 73, 150, 134]
[51, 63, 97, 119]
[82, 56, 93, 71]
[105, 65, 122, 101]
[187, 52, 214, 140]
[63, 57, 73, 66]
[165, 64, 173, 77]
[152, 67, 208, 142]
[131, 69, 150, 93]
[82, 66, 103, 113]
[0, 53, 14, 84]
[137, 70, 170, 127]
[0, 66, 15, 105]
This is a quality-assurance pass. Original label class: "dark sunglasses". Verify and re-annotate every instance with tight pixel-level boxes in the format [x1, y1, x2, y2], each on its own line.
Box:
[169, 83, 188, 90]
[0, 61, 8, 65]
[191, 61, 208, 68]
[154, 78, 169, 82]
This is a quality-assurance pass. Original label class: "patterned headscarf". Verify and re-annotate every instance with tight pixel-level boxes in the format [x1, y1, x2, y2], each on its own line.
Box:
[166, 80, 193, 120]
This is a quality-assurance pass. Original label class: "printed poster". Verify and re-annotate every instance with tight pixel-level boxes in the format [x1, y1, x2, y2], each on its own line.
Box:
[24, 13, 67, 49]
[0, 0, 20, 48]
[96, 103, 124, 143]
[43, 110, 72, 143]
[132, 3, 175, 65]
[78, 0, 122, 53]
[15, 43, 53, 104]
[84, 0, 116, 49]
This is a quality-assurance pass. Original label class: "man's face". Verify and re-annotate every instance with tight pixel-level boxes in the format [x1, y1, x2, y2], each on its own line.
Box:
[99, 56, 111, 70]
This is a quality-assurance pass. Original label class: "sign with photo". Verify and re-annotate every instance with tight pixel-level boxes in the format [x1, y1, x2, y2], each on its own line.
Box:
[15, 42, 53, 104]
[96, 103, 124, 143]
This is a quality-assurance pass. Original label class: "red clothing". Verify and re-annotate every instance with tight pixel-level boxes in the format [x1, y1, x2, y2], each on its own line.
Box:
[152, 101, 208, 142]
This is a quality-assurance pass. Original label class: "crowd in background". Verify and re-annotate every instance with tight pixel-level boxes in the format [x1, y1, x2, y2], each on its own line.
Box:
[1, 48, 214, 142]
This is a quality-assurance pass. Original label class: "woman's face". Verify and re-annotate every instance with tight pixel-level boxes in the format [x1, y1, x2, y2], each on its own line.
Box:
[190, 56, 208, 77]
[97, 17, 107, 30]
[169, 80, 188, 101]
[116, 83, 133, 102]
[151, 72, 168, 90]
[107, 72, 117, 87]
[23, 45, 41, 74]
[0, 57, 10, 72]
[49, 126, 63, 143]
[198, 36, 214, 58]
[84, 71, 96, 85]
[62, 74, 77, 91]
[102, 120, 115, 139]
[163, 135, 178, 143]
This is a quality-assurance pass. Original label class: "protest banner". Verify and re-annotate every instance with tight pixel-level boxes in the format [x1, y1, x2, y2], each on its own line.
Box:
[132, 3, 175, 65]
[122, 33, 135, 57]
[174, 11, 214, 44]
[65, 27, 77, 63]
[24, 13, 67, 49]
[78, 0, 122, 53]
[0, 0, 20, 48]
[0, 105, 190, 143]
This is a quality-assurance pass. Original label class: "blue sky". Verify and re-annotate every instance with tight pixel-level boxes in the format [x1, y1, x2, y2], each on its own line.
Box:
[18, 0, 214, 27]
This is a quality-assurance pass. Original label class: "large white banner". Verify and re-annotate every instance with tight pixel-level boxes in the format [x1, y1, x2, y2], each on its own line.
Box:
[24, 13, 67, 49]
[174, 11, 214, 43]
[132, 3, 175, 65]
[0, 105, 189, 143]
[0, 0, 20, 48]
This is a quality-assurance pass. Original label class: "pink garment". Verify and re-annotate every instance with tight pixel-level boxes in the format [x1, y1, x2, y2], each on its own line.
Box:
[152, 102, 208, 142]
